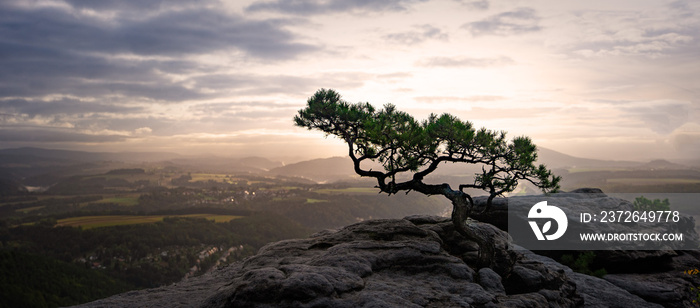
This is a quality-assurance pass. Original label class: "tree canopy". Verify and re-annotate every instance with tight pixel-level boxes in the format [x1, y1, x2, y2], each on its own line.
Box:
[295, 89, 559, 205]
[295, 89, 561, 268]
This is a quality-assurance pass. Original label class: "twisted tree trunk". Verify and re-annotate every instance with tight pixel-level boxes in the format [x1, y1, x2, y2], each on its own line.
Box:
[448, 191, 494, 269]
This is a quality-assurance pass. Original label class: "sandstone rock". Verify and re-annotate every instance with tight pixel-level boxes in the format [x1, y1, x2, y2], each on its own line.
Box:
[600, 250, 700, 308]
[514, 247, 662, 308]
[199, 217, 581, 307]
[477, 268, 505, 295]
[571, 272, 662, 308]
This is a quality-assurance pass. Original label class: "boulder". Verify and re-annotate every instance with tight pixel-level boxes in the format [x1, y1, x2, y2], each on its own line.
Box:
[515, 247, 663, 308]
[601, 250, 700, 308]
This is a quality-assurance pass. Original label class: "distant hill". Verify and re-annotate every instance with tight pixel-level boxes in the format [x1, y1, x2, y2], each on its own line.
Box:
[0, 147, 185, 185]
[268, 157, 357, 183]
[168, 156, 283, 173]
[0, 147, 287, 186]
[536, 148, 641, 170]
[635, 159, 688, 170]
[4, 146, 692, 188]
[266, 148, 654, 183]
[239, 156, 284, 171]
[0, 147, 183, 163]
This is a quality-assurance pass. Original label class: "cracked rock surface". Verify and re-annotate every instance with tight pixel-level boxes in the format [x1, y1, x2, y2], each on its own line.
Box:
[200, 216, 581, 308]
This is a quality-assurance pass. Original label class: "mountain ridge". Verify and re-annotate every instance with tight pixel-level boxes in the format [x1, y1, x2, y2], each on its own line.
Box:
[268, 147, 661, 183]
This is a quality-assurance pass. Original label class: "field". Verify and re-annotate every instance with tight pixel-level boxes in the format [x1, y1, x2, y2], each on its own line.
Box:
[567, 168, 627, 173]
[189, 173, 234, 183]
[93, 194, 140, 206]
[15, 205, 45, 213]
[85, 173, 161, 182]
[56, 214, 243, 229]
[607, 178, 700, 185]
[314, 187, 379, 195]
[0, 195, 72, 207]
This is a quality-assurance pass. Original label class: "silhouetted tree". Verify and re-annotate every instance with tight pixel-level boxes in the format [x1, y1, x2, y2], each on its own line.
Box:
[295, 89, 560, 268]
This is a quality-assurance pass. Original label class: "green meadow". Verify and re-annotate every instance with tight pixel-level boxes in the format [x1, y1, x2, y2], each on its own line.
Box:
[56, 214, 243, 229]
[314, 187, 378, 195]
[606, 178, 700, 185]
[94, 195, 140, 206]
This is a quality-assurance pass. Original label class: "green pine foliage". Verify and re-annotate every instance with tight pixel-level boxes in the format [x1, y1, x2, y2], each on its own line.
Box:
[295, 88, 560, 199]
[560, 251, 607, 278]
[633, 196, 671, 211]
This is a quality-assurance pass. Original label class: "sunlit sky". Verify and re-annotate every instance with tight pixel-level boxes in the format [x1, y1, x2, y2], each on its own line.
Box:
[1, 0, 698, 162]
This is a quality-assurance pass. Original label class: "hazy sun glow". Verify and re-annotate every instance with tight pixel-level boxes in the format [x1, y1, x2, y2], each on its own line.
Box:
[0, 0, 698, 161]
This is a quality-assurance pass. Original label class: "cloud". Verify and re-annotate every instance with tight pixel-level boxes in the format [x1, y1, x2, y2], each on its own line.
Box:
[671, 132, 700, 156]
[567, 28, 694, 59]
[0, 98, 145, 117]
[188, 101, 299, 120]
[0, 2, 322, 102]
[668, 0, 696, 18]
[246, 0, 427, 15]
[134, 127, 153, 135]
[624, 101, 693, 134]
[383, 24, 448, 45]
[469, 107, 554, 119]
[551, 6, 699, 60]
[62, 0, 212, 12]
[375, 72, 413, 84]
[0, 68, 371, 145]
[462, 7, 540, 36]
[188, 72, 371, 96]
[376, 72, 413, 79]
[415, 55, 514, 67]
[0, 5, 317, 59]
[456, 0, 489, 10]
[0, 44, 205, 100]
[414, 96, 506, 103]
[0, 127, 129, 143]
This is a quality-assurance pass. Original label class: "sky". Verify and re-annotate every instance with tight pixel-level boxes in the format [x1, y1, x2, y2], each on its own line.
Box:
[0, 0, 698, 162]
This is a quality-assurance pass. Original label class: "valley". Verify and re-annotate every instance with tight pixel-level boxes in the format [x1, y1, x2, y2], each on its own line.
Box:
[0, 147, 698, 307]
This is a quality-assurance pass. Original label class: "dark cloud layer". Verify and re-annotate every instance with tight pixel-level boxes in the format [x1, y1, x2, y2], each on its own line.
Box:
[0, 46, 204, 101]
[0, 1, 320, 102]
[462, 7, 540, 36]
[63, 0, 209, 11]
[0, 98, 145, 117]
[246, 0, 427, 15]
[0, 4, 316, 59]
[0, 0, 326, 147]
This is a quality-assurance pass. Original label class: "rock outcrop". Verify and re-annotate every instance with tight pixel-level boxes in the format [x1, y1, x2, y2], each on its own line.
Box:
[201, 216, 582, 307]
[74, 191, 700, 307]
